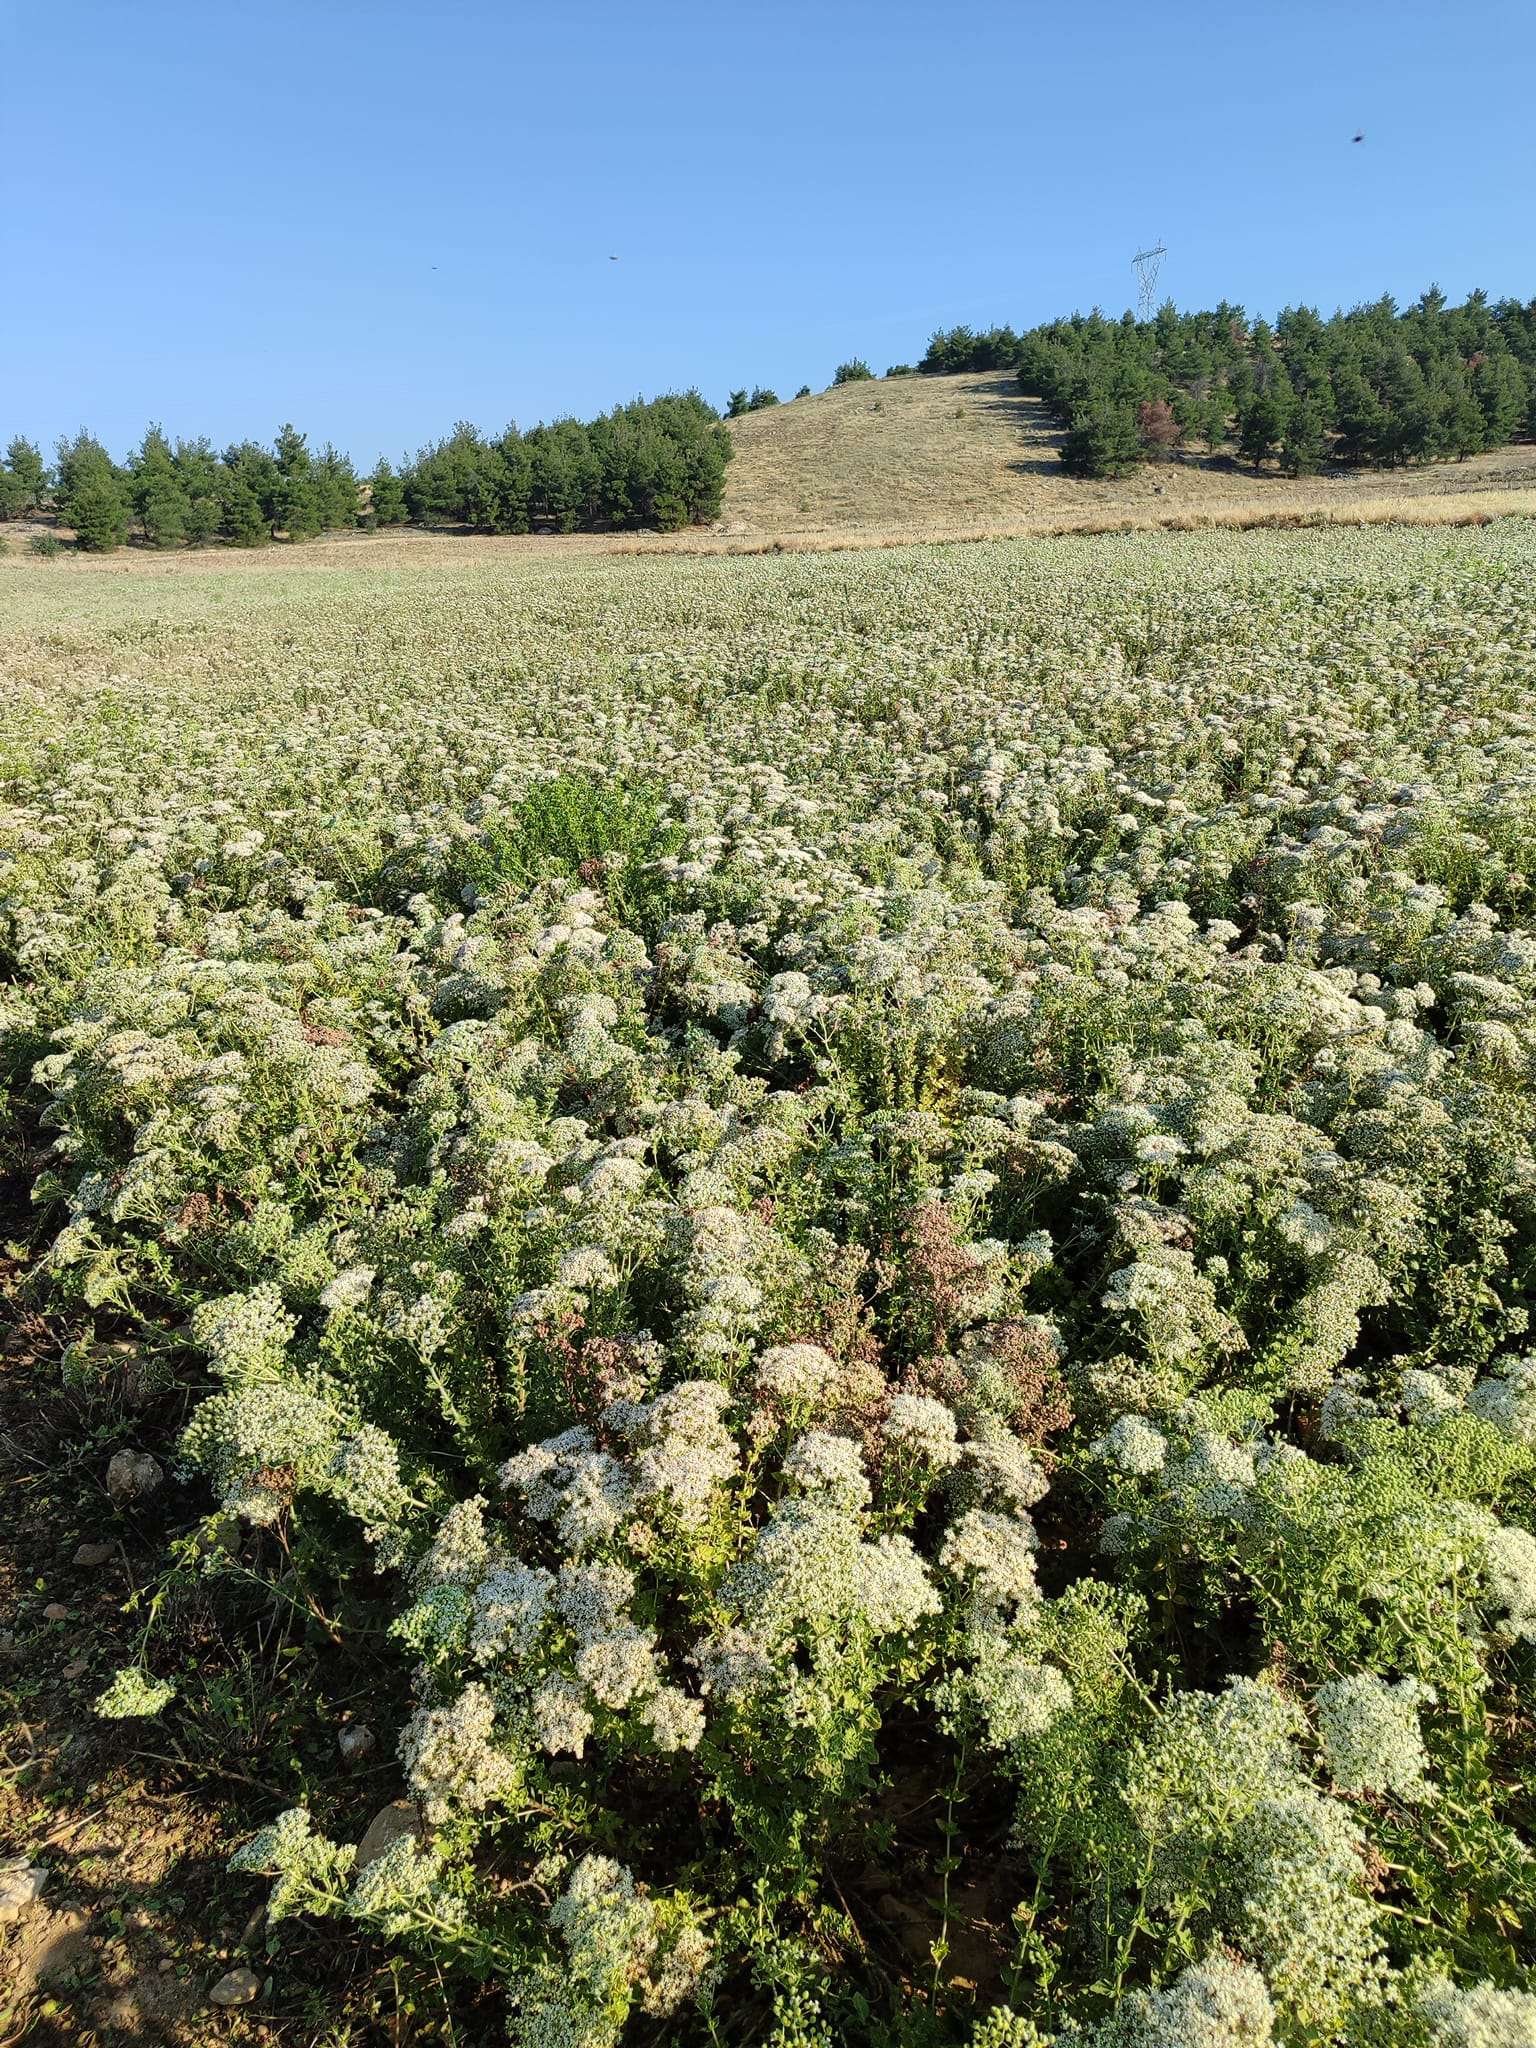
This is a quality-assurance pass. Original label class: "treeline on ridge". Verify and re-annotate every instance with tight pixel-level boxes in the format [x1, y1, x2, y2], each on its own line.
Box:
[918, 288, 1536, 476]
[0, 393, 731, 551]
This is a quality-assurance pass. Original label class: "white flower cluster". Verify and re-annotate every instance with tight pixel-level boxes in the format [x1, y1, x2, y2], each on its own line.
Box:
[507, 1855, 714, 2048]
[1416, 1973, 1536, 2048]
[1468, 1355, 1536, 1448]
[1313, 1671, 1435, 1800]
[227, 1806, 356, 1924]
[1123, 1679, 1385, 2032]
[17, 509, 1536, 2047]
[398, 1679, 521, 1823]
[94, 1665, 176, 1718]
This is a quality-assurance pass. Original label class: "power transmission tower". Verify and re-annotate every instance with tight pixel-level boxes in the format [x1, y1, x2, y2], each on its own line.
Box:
[1132, 243, 1167, 323]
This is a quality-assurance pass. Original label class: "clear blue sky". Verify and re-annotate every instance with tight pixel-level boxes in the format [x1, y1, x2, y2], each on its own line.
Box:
[3, 0, 1533, 466]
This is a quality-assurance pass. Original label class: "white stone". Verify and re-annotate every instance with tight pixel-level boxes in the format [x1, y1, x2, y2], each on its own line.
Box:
[0, 1858, 47, 1922]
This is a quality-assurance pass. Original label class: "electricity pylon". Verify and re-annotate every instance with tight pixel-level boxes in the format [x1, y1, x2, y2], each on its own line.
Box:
[1133, 243, 1167, 323]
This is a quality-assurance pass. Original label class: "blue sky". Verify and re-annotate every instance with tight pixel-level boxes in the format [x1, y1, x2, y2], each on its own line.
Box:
[3, 0, 1533, 466]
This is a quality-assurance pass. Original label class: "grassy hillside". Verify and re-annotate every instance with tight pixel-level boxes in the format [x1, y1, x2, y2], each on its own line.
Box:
[719, 368, 1536, 538]
[6, 372, 1536, 578]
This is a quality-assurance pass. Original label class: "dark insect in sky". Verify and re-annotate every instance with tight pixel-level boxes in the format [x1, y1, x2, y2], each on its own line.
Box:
[1353, 133, 1364, 142]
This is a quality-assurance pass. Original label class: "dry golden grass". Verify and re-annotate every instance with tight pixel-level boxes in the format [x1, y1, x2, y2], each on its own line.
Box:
[5, 370, 1536, 577]
[717, 370, 1536, 536]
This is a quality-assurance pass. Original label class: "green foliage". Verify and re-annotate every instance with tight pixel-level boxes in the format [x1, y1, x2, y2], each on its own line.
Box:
[1, 433, 48, 516]
[1059, 400, 1142, 478]
[129, 425, 193, 547]
[1001, 285, 1536, 482]
[66, 487, 130, 552]
[366, 457, 408, 526]
[920, 326, 1022, 374]
[28, 530, 62, 557]
[834, 358, 875, 384]
[402, 394, 730, 534]
[56, 430, 129, 550]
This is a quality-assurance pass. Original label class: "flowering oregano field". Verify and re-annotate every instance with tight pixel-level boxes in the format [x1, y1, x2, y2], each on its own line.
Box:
[5, 525, 1536, 2046]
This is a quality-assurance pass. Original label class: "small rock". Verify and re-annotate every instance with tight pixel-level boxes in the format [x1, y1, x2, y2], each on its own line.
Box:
[158, 1957, 175, 1974]
[75, 1540, 117, 1567]
[337, 1722, 375, 1763]
[210, 1966, 262, 2008]
[0, 1858, 48, 1921]
[43, 1601, 69, 1621]
[355, 1800, 422, 1871]
[107, 1449, 164, 1505]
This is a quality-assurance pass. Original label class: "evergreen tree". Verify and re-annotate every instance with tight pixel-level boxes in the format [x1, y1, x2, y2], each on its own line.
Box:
[1058, 400, 1141, 477]
[833, 359, 874, 384]
[220, 443, 278, 544]
[1237, 382, 1293, 469]
[220, 479, 269, 547]
[4, 435, 47, 513]
[725, 390, 749, 418]
[129, 425, 193, 547]
[1473, 350, 1527, 445]
[313, 445, 360, 530]
[272, 424, 322, 540]
[1196, 392, 1230, 451]
[173, 437, 225, 545]
[366, 458, 408, 527]
[1279, 396, 1329, 476]
[56, 431, 129, 550]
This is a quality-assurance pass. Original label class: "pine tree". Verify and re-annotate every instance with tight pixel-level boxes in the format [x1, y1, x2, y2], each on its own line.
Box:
[1198, 393, 1230, 451]
[220, 481, 268, 547]
[4, 436, 47, 512]
[1237, 382, 1293, 469]
[56, 431, 129, 550]
[273, 424, 322, 540]
[1279, 396, 1329, 476]
[68, 483, 130, 550]
[130, 425, 193, 547]
[173, 438, 225, 545]
[366, 458, 408, 527]
[1058, 400, 1141, 477]
[313, 445, 360, 530]
[1472, 350, 1527, 446]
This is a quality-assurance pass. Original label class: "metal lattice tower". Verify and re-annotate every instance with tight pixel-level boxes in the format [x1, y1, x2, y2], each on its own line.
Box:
[1133, 243, 1167, 323]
